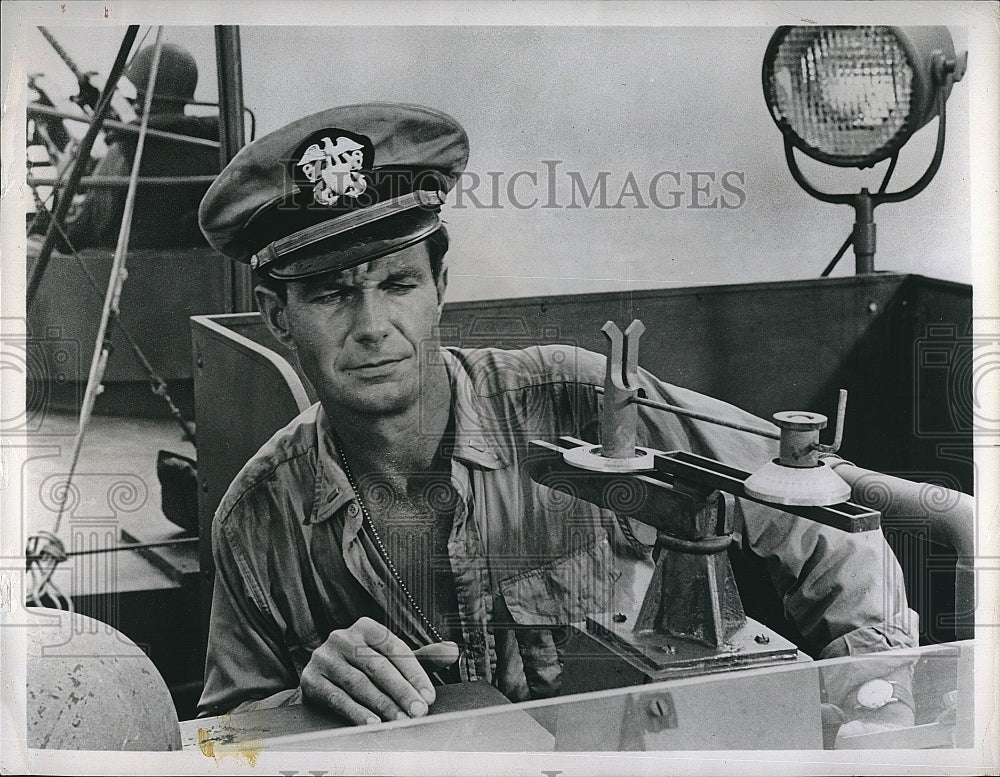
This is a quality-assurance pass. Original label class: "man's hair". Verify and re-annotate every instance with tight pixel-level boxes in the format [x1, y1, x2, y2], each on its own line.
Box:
[254, 224, 449, 302]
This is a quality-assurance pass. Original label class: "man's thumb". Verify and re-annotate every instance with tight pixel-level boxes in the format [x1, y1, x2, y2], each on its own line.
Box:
[413, 641, 460, 670]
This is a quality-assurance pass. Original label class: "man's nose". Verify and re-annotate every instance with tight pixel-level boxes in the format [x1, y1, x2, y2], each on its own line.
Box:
[351, 290, 392, 343]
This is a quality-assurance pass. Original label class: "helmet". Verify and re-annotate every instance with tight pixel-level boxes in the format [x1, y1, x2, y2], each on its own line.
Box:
[125, 43, 198, 105]
[27, 607, 182, 750]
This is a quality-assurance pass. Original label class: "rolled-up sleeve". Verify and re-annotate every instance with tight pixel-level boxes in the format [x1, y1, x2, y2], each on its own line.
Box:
[634, 368, 919, 661]
[197, 509, 301, 717]
[739, 497, 918, 658]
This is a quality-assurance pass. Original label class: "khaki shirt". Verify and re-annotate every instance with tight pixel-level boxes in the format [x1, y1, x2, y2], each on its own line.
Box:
[198, 346, 917, 716]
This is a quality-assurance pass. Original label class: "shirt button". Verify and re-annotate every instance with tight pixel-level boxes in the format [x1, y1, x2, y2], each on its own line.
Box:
[346, 503, 360, 517]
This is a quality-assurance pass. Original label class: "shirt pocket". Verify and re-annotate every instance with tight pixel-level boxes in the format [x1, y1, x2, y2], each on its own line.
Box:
[498, 536, 622, 626]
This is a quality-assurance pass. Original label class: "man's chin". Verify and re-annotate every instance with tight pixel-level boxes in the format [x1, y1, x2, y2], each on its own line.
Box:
[328, 384, 417, 418]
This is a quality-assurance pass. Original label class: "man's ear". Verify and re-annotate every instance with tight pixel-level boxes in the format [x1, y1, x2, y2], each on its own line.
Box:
[255, 285, 296, 350]
[435, 266, 449, 314]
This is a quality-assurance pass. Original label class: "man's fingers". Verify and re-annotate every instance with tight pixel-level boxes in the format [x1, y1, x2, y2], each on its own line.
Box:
[331, 657, 417, 721]
[302, 620, 452, 725]
[301, 664, 381, 726]
[305, 636, 415, 723]
[308, 649, 416, 722]
[344, 646, 430, 718]
[357, 621, 437, 706]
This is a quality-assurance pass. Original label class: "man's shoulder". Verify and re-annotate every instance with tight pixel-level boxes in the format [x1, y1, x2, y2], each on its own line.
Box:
[214, 403, 322, 524]
[446, 344, 605, 395]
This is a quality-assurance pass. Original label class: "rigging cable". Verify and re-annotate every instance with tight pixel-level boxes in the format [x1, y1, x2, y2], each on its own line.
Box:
[27, 29, 167, 608]
[28, 193, 197, 444]
[26, 25, 139, 311]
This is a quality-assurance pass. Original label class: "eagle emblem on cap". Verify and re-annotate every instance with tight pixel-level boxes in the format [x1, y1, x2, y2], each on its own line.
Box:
[296, 134, 369, 207]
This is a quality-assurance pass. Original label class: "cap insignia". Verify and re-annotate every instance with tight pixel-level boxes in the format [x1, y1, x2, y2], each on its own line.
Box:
[293, 130, 374, 208]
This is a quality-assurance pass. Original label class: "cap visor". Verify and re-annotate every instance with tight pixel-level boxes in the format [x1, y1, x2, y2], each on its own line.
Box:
[268, 207, 441, 280]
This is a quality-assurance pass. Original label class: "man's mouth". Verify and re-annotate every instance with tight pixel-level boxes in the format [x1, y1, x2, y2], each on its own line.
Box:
[347, 356, 408, 375]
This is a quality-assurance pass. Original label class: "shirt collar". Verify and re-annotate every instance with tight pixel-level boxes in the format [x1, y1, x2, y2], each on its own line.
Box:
[307, 347, 508, 525]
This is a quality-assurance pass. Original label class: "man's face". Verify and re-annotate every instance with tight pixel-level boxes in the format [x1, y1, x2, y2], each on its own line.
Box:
[273, 243, 446, 418]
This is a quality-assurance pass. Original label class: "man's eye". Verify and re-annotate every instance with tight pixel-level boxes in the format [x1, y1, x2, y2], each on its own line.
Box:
[312, 290, 348, 303]
[385, 282, 417, 293]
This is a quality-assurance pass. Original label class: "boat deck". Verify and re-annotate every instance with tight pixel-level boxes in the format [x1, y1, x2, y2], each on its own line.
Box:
[23, 409, 197, 594]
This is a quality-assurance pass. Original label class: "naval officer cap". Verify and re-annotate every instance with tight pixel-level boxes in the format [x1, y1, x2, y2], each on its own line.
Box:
[199, 103, 469, 280]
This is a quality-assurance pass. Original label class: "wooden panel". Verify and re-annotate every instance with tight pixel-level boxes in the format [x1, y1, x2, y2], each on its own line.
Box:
[438, 274, 908, 419]
[222, 314, 318, 403]
[436, 274, 971, 493]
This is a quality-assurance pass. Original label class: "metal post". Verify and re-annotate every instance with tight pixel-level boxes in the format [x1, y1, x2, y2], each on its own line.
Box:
[852, 189, 876, 274]
[600, 321, 643, 459]
[214, 25, 254, 312]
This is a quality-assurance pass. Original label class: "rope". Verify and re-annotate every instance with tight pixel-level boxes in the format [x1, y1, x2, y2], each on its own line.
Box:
[25, 531, 72, 611]
[61, 537, 198, 557]
[37, 26, 84, 82]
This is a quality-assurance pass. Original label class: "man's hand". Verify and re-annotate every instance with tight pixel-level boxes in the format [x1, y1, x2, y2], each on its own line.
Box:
[300, 617, 459, 726]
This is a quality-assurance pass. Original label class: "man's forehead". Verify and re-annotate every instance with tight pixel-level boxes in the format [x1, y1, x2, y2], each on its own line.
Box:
[297, 248, 432, 287]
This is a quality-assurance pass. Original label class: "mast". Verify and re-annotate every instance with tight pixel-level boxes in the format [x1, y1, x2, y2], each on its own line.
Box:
[214, 26, 254, 313]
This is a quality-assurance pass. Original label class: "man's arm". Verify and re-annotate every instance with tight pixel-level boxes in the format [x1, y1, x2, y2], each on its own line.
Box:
[198, 515, 302, 716]
[632, 368, 919, 659]
[738, 494, 918, 728]
[199, 509, 458, 722]
[628, 370, 919, 736]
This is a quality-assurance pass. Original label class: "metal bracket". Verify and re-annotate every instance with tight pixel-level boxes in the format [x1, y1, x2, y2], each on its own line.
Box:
[601, 320, 645, 460]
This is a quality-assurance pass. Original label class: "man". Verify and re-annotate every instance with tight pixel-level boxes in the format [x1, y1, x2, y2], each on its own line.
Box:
[59, 43, 219, 250]
[196, 104, 918, 733]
